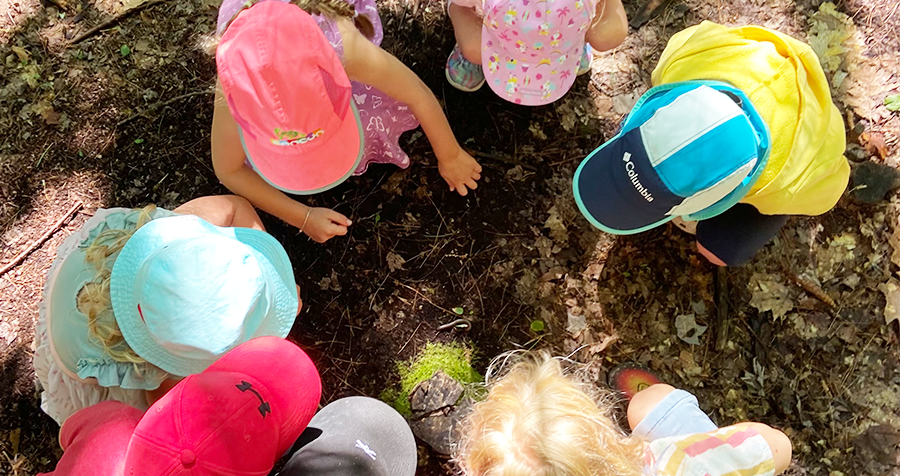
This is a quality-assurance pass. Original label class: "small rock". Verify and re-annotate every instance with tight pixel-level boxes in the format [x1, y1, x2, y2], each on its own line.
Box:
[408, 371, 470, 455]
[410, 370, 464, 416]
[844, 143, 867, 162]
[409, 402, 469, 455]
[851, 162, 900, 203]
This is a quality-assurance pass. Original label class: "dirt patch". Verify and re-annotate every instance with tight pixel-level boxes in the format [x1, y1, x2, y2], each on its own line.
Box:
[1, 0, 899, 474]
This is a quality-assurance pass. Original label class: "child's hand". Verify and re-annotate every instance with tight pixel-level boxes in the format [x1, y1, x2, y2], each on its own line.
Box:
[298, 207, 352, 243]
[438, 149, 483, 196]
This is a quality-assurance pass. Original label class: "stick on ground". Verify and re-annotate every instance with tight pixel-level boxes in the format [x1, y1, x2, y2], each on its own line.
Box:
[715, 266, 729, 351]
[69, 0, 167, 45]
[117, 89, 214, 127]
[0, 201, 83, 278]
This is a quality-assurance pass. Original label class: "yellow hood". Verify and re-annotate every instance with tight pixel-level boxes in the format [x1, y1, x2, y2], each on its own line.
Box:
[652, 21, 849, 216]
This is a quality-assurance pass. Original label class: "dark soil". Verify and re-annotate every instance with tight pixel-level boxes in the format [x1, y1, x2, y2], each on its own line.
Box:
[1, 0, 899, 474]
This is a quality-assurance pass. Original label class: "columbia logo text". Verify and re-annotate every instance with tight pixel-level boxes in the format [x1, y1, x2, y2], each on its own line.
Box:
[622, 152, 654, 202]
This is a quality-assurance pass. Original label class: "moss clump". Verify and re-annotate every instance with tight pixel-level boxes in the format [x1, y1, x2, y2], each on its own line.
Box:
[383, 342, 483, 416]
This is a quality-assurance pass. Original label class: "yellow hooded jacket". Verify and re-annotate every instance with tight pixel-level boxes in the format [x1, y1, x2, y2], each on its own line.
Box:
[652, 21, 849, 216]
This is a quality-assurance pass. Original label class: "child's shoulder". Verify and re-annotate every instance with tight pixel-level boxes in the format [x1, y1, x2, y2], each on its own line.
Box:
[644, 425, 776, 476]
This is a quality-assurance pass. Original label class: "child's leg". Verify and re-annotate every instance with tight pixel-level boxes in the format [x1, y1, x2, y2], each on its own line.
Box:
[626, 384, 718, 440]
[695, 203, 788, 266]
[173, 195, 265, 231]
[448, 4, 483, 64]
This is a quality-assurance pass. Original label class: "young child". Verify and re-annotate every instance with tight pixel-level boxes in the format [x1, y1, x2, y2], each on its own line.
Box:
[38, 336, 322, 476]
[445, 0, 627, 104]
[212, 0, 482, 243]
[573, 22, 849, 266]
[34, 195, 301, 424]
[457, 353, 792, 475]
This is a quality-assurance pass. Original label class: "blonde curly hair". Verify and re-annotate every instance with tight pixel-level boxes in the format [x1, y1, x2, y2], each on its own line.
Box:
[75, 205, 163, 377]
[456, 351, 644, 476]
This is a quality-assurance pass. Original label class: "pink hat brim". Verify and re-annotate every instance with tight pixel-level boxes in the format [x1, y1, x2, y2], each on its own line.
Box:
[481, 26, 582, 106]
[241, 101, 364, 195]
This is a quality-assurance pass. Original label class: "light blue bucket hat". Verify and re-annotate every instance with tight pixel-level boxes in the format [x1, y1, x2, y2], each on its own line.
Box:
[108, 215, 298, 377]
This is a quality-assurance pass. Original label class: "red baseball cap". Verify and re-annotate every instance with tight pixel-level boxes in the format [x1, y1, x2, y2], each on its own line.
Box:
[216, 1, 364, 195]
[123, 336, 322, 476]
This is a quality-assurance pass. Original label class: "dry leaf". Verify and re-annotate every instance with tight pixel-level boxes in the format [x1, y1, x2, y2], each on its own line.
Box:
[860, 132, 888, 161]
[588, 332, 618, 354]
[675, 314, 707, 345]
[749, 273, 795, 319]
[890, 225, 900, 268]
[878, 278, 900, 326]
[386, 252, 406, 272]
[10, 46, 29, 62]
[566, 312, 587, 336]
[9, 427, 21, 454]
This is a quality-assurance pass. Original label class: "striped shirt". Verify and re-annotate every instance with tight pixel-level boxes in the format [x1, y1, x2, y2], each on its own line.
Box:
[643, 425, 776, 476]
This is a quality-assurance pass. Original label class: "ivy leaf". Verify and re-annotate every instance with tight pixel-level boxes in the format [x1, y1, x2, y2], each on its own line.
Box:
[885, 94, 900, 112]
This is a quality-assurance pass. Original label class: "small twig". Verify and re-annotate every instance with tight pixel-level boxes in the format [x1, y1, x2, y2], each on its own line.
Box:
[393, 280, 460, 317]
[0, 201, 83, 277]
[466, 148, 538, 171]
[117, 90, 214, 127]
[714, 266, 729, 351]
[69, 0, 167, 45]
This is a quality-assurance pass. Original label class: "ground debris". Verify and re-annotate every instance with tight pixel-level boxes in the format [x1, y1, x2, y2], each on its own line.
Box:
[878, 278, 900, 326]
[749, 272, 795, 319]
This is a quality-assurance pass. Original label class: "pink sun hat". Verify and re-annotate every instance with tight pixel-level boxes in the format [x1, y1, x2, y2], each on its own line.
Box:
[481, 0, 594, 105]
[216, 1, 364, 195]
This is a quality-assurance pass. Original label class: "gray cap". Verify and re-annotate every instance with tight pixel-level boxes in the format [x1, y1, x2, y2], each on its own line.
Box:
[280, 396, 417, 476]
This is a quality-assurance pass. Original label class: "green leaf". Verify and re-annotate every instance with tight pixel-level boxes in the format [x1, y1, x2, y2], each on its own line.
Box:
[530, 320, 545, 332]
[120, 45, 131, 57]
[885, 94, 900, 112]
[134, 138, 144, 144]
[374, 213, 381, 224]
[452, 307, 464, 315]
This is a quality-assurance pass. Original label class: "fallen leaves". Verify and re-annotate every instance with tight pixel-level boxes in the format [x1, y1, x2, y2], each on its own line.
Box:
[807, 2, 856, 87]
[749, 273, 795, 319]
[386, 252, 406, 272]
[675, 314, 707, 345]
[878, 278, 900, 326]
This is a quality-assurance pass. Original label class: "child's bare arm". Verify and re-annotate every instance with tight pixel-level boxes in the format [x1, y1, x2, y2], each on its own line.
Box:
[211, 82, 351, 242]
[173, 195, 265, 230]
[585, 0, 627, 52]
[340, 22, 482, 196]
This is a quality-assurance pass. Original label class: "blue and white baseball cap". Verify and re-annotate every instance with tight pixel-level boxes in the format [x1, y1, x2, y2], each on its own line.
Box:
[109, 215, 299, 377]
[573, 81, 771, 234]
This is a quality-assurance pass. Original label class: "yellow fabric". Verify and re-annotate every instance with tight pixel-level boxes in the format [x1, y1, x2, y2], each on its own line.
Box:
[652, 21, 848, 216]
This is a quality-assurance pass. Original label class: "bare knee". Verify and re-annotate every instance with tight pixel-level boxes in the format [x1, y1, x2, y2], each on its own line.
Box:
[627, 383, 676, 430]
[741, 423, 792, 474]
[449, 5, 483, 64]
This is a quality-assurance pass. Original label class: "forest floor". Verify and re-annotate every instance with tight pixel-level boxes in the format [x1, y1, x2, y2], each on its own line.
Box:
[0, 0, 898, 473]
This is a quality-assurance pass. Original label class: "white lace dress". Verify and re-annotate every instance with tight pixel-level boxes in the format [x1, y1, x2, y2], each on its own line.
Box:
[33, 207, 176, 424]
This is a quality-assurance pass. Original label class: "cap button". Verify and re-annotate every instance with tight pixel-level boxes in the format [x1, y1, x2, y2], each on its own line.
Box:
[181, 450, 197, 468]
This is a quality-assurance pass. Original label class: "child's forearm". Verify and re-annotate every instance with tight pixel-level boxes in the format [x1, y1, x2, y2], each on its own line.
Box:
[216, 166, 309, 228]
[407, 79, 462, 162]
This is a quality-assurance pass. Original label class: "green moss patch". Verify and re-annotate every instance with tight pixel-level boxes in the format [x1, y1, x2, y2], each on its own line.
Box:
[381, 342, 482, 416]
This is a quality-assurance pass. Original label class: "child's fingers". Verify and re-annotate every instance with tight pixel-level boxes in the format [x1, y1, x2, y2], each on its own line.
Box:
[472, 171, 482, 181]
[464, 178, 478, 191]
[330, 224, 349, 237]
[455, 182, 470, 196]
[324, 209, 353, 226]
